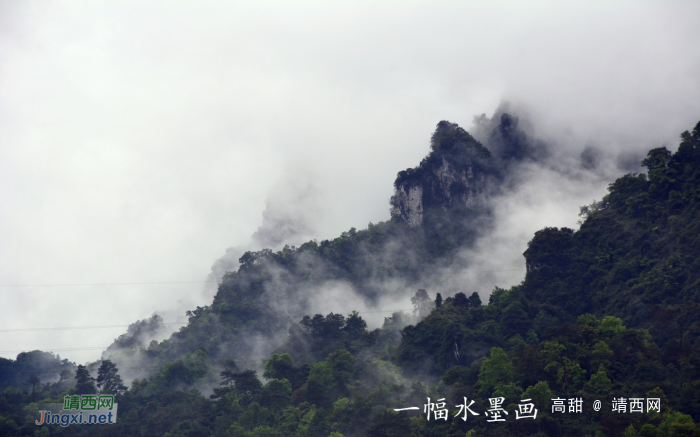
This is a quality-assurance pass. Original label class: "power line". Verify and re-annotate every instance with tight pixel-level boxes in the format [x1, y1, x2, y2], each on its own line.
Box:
[0, 309, 414, 355]
[0, 301, 496, 335]
[0, 309, 415, 334]
[0, 347, 107, 354]
[0, 322, 187, 333]
[0, 281, 218, 288]
[0, 303, 489, 354]
[0, 269, 525, 289]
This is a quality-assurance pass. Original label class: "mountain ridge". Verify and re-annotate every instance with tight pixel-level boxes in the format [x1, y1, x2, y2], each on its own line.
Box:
[2, 118, 700, 436]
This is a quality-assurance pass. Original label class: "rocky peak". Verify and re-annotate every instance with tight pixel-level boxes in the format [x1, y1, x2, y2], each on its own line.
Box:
[390, 121, 491, 226]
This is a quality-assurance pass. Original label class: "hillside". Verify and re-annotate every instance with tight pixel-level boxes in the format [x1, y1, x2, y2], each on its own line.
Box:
[1, 119, 699, 436]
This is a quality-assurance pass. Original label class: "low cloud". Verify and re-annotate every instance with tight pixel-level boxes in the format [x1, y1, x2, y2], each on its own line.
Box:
[1, 1, 698, 365]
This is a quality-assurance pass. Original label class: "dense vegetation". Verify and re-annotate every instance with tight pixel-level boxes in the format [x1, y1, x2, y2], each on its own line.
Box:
[1, 120, 700, 436]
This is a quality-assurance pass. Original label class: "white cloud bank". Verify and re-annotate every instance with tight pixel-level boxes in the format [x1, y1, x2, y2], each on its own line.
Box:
[0, 1, 699, 363]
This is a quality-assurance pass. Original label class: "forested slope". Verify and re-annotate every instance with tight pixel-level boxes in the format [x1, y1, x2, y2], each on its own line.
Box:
[1, 120, 699, 436]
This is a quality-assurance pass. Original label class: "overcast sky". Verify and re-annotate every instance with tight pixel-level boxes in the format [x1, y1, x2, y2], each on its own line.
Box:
[1, 1, 699, 364]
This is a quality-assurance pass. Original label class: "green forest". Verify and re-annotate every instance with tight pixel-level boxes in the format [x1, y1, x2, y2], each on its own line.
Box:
[2, 118, 700, 436]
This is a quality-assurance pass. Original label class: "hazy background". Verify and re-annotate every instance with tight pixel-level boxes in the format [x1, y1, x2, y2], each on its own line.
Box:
[1, 1, 699, 364]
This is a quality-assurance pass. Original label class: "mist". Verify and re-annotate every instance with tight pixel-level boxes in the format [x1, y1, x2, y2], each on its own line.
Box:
[1, 1, 699, 367]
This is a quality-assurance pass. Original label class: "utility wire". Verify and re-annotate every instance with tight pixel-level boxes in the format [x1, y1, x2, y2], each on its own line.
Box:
[0, 281, 218, 288]
[0, 303, 487, 353]
[0, 307, 418, 355]
[0, 269, 525, 289]
[0, 308, 414, 334]
[0, 322, 187, 333]
[0, 347, 107, 354]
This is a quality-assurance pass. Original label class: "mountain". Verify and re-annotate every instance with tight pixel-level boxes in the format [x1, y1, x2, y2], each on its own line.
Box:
[390, 120, 491, 226]
[94, 119, 504, 379]
[2, 118, 699, 436]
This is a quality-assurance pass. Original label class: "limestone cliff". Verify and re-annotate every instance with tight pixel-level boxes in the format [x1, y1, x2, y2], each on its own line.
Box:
[390, 121, 491, 226]
[391, 184, 423, 226]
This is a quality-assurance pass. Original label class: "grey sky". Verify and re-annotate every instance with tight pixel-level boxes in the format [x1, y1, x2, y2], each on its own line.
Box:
[1, 1, 699, 364]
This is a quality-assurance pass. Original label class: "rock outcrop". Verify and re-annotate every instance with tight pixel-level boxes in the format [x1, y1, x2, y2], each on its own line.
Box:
[390, 121, 491, 226]
[391, 183, 423, 226]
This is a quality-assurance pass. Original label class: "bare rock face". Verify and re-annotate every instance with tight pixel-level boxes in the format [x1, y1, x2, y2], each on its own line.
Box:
[432, 156, 481, 208]
[391, 184, 423, 226]
[390, 121, 491, 227]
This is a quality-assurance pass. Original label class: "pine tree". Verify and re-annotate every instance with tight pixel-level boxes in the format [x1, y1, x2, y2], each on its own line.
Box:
[96, 360, 127, 395]
[468, 291, 482, 308]
[75, 365, 97, 394]
[411, 289, 432, 317]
